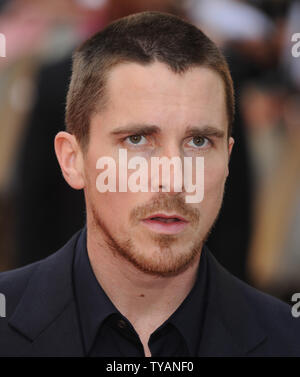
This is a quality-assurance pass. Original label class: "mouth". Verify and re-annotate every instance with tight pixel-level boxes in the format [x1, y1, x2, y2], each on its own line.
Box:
[141, 213, 189, 235]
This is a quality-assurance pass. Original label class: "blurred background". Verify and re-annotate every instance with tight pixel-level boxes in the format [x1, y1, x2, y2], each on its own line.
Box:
[0, 0, 299, 303]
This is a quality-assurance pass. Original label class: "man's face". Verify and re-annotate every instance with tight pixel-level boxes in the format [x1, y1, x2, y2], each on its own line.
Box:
[83, 62, 234, 277]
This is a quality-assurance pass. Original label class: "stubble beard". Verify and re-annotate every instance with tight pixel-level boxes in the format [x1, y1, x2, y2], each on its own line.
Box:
[89, 193, 221, 277]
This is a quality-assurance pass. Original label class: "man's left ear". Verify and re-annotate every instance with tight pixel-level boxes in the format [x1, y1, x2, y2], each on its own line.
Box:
[225, 137, 234, 177]
[228, 137, 234, 159]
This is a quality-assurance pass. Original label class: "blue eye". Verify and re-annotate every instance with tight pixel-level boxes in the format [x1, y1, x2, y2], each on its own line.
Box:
[126, 135, 147, 145]
[187, 136, 209, 148]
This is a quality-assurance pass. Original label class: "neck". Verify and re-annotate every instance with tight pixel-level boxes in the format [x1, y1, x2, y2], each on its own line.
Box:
[86, 223, 202, 334]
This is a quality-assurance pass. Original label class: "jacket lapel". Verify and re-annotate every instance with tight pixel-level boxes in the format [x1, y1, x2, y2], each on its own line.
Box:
[8, 231, 85, 356]
[198, 247, 267, 356]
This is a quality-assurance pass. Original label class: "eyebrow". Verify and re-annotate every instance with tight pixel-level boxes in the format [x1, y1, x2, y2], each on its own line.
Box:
[184, 126, 225, 138]
[110, 124, 161, 136]
[110, 123, 225, 138]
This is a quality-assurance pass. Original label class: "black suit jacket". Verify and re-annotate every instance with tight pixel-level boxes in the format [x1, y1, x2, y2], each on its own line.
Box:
[0, 229, 299, 357]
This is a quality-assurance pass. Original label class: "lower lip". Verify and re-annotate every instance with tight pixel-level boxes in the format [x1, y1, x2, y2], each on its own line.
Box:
[141, 219, 189, 235]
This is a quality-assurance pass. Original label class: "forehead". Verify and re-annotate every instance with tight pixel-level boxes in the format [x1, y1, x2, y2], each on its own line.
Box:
[97, 61, 227, 133]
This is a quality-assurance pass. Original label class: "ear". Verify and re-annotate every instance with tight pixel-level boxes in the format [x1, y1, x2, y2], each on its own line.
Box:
[225, 136, 235, 178]
[54, 131, 85, 190]
[228, 136, 234, 159]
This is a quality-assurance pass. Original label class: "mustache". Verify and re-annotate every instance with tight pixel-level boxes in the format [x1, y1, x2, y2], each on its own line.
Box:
[130, 193, 200, 226]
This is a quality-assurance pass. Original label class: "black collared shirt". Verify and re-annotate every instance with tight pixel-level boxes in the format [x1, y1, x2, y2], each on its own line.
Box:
[73, 228, 208, 357]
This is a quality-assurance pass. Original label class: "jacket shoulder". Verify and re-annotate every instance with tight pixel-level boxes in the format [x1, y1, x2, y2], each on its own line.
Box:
[235, 274, 298, 331]
[205, 249, 300, 356]
[0, 229, 81, 318]
[0, 260, 42, 317]
[225, 268, 300, 355]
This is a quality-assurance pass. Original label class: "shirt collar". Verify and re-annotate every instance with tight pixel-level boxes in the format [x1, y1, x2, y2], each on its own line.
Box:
[73, 226, 208, 356]
[152, 245, 208, 356]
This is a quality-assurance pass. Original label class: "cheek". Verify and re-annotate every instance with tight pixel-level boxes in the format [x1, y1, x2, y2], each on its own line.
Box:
[88, 171, 144, 232]
[203, 154, 228, 202]
[89, 190, 133, 234]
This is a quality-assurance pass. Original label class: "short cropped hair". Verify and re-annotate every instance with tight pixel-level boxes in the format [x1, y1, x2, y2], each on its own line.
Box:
[66, 11, 235, 150]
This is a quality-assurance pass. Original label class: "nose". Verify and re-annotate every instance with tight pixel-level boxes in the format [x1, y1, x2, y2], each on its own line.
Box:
[150, 143, 184, 194]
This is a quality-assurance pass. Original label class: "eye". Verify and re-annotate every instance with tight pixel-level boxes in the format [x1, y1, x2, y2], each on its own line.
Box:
[187, 136, 209, 148]
[125, 134, 147, 145]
